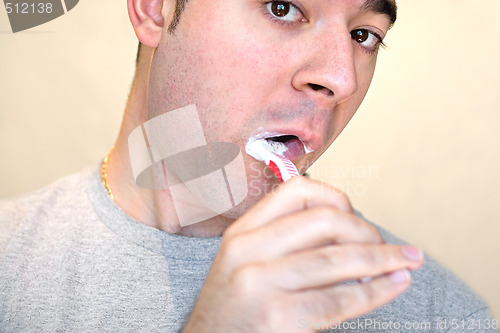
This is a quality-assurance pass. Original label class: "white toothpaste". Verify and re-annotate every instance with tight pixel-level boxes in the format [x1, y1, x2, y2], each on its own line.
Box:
[245, 139, 280, 161]
[245, 137, 286, 159]
[304, 145, 314, 154]
[245, 133, 314, 158]
[245, 139, 300, 182]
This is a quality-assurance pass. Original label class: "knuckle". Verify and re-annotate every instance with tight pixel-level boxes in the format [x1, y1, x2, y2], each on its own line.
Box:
[358, 283, 375, 306]
[390, 244, 409, 264]
[314, 207, 353, 230]
[282, 176, 309, 193]
[283, 176, 314, 196]
[302, 295, 332, 319]
[348, 217, 384, 244]
[284, 178, 354, 213]
[330, 187, 353, 211]
[314, 206, 340, 222]
[335, 288, 358, 313]
[288, 175, 311, 187]
[363, 223, 384, 243]
[312, 209, 381, 244]
[323, 288, 359, 321]
[356, 245, 379, 267]
[231, 264, 263, 294]
[311, 246, 340, 268]
[323, 284, 382, 323]
[382, 244, 405, 265]
[331, 287, 370, 321]
[332, 186, 348, 200]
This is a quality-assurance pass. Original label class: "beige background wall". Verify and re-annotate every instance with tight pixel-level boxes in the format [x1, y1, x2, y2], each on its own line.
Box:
[1, 0, 499, 320]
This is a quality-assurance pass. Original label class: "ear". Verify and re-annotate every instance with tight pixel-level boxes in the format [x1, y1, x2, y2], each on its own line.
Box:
[128, 0, 175, 47]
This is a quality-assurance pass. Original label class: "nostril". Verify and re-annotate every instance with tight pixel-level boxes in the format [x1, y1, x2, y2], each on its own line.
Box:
[308, 83, 334, 96]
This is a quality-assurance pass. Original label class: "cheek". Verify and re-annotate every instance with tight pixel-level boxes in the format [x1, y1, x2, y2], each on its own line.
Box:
[350, 54, 378, 113]
[324, 56, 377, 141]
[184, 5, 287, 101]
[170, 25, 286, 138]
[355, 50, 377, 91]
[192, 33, 281, 103]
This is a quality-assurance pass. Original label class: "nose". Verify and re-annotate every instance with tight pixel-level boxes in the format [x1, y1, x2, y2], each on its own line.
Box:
[291, 31, 358, 108]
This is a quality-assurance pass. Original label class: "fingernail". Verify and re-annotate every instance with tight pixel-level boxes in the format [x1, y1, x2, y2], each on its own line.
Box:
[390, 269, 411, 284]
[402, 245, 423, 261]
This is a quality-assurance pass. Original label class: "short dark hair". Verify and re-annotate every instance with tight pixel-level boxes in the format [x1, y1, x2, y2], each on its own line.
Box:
[168, 0, 189, 33]
[136, 42, 142, 65]
[136, 0, 190, 64]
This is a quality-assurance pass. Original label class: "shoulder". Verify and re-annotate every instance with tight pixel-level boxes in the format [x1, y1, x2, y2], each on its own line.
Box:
[354, 210, 496, 331]
[0, 167, 95, 255]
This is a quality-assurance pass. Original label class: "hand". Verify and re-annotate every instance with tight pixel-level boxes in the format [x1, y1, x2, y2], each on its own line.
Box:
[182, 177, 424, 332]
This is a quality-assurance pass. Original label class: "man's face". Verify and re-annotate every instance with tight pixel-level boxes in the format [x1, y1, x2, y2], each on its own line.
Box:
[147, 0, 394, 216]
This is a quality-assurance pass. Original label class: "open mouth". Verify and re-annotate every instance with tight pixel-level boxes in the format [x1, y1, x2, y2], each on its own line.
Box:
[266, 134, 298, 144]
[264, 135, 304, 160]
[245, 134, 307, 162]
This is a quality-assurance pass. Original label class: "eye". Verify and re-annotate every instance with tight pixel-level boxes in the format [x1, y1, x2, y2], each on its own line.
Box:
[265, 1, 304, 23]
[350, 29, 384, 53]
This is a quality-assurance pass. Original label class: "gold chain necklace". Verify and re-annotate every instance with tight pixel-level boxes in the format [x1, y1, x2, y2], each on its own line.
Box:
[100, 149, 115, 201]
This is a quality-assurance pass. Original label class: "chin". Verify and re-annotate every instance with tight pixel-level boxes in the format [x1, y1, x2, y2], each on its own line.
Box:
[219, 173, 281, 219]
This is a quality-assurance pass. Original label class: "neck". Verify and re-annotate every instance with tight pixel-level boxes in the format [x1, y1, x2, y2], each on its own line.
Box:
[105, 46, 233, 237]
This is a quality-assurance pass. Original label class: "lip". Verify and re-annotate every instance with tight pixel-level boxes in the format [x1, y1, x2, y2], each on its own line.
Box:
[266, 137, 306, 162]
[251, 128, 323, 153]
[246, 128, 323, 164]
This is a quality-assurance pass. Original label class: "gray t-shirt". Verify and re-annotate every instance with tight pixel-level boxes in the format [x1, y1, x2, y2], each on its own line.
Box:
[0, 166, 497, 332]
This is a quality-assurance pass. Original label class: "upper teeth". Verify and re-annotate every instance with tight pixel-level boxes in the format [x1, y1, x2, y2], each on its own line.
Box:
[245, 138, 288, 162]
[245, 133, 315, 162]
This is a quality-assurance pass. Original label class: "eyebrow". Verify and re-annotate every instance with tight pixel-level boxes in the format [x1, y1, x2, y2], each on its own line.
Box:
[361, 0, 398, 27]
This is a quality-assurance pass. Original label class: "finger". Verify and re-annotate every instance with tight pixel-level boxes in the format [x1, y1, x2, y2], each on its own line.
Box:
[288, 268, 413, 325]
[262, 244, 424, 291]
[223, 208, 383, 264]
[227, 177, 353, 236]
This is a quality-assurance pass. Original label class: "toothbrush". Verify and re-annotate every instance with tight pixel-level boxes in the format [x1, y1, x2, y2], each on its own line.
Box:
[247, 140, 300, 182]
[266, 154, 300, 182]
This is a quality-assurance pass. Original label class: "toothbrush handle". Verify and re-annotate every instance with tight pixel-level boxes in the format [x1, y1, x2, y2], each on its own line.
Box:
[268, 156, 299, 182]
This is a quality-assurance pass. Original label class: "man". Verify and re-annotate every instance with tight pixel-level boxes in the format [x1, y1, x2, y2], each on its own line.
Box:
[0, 0, 496, 332]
